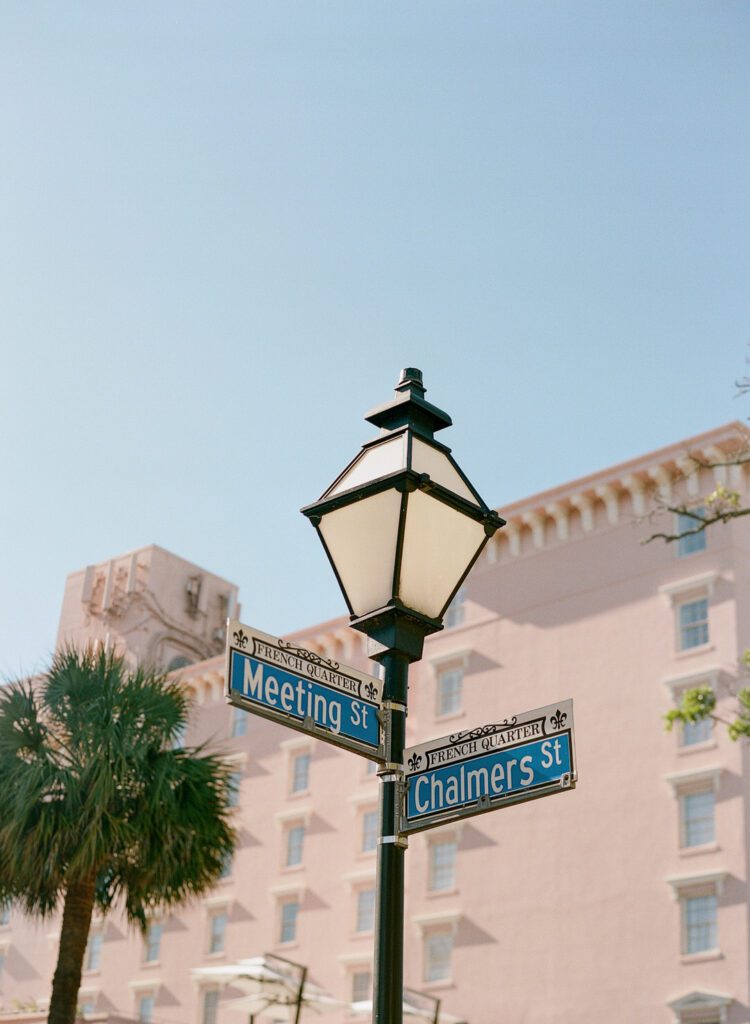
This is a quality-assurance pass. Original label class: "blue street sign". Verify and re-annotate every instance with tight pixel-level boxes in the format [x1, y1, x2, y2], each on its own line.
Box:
[225, 621, 383, 760]
[402, 700, 576, 834]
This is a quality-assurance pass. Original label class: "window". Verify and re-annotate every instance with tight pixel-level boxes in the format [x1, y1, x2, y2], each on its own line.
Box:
[291, 753, 310, 793]
[137, 994, 154, 1024]
[228, 770, 242, 808]
[0, 903, 9, 927]
[683, 894, 717, 954]
[429, 839, 457, 892]
[208, 910, 227, 954]
[682, 713, 712, 747]
[668, 990, 730, 1023]
[668, 871, 725, 957]
[437, 667, 463, 717]
[279, 900, 299, 944]
[79, 998, 96, 1017]
[423, 931, 453, 982]
[444, 589, 465, 629]
[681, 791, 715, 848]
[361, 810, 378, 853]
[0, 952, 5, 981]
[231, 707, 247, 738]
[144, 921, 162, 963]
[366, 759, 377, 775]
[171, 722, 187, 749]
[355, 888, 376, 933]
[219, 851, 233, 879]
[285, 825, 305, 868]
[351, 969, 372, 1003]
[202, 989, 219, 1024]
[678, 598, 709, 650]
[677, 508, 707, 557]
[84, 930, 103, 972]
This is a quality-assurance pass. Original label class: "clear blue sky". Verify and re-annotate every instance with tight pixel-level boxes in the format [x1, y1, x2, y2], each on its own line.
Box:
[1, 2, 748, 677]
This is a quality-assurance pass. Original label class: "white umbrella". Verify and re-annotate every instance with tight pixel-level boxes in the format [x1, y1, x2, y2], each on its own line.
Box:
[350, 998, 466, 1024]
[191, 956, 343, 1021]
[224, 989, 343, 1020]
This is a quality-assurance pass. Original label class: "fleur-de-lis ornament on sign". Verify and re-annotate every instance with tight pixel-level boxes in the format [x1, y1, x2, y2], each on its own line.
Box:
[408, 753, 423, 772]
[550, 708, 567, 730]
[233, 629, 249, 649]
[365, 682, 377, 701]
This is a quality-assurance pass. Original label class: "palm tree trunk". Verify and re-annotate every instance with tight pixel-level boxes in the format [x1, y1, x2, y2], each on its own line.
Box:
[47, 874, 97, 1024]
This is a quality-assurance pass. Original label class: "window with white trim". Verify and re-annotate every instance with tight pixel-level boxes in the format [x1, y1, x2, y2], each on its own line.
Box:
[285, 824, 305, 868]
[291, 753, 310, 794]
[667, 872, 725, 957]
[84, 929, 103, 972]
[682, 711, 713, 747]
[79, 997, 96, 1017]
[678, 598, 709, 650]
[680, 790, 715, 848]
[228, 770, 242, 807]
[423, 930, 453, 982]
[144, 921, 162, 963]
[361, 810, 378, 853]
[436, 666, 463, 717]
[666, 767, 721, 852]
[202, 989, 219, 1024]
[659, 574, 716, 655]
[683, 893, 717, 954]
[137, 994, 155, 1024]
[677, 508, 707, 557]
[231, 706, 247, 738]
[351, 969, 372, 1003]
[428, 838, 457, 892]
[279, 899, 299, 944]
[444, 589, 466, 629]
[208, 910, 227, 954]
[355, 888, 376, 933]
[667, 989, 730, 1023]
[219, 851, 233, 879]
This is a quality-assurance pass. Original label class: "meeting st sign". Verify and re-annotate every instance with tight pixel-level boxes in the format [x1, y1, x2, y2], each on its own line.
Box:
[226, 620, 383, 761]
[402, 699, 576, 834]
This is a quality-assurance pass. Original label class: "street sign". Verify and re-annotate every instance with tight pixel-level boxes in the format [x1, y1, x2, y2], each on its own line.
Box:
[225, 620, 384, 761]
[402, 699, 576, 834]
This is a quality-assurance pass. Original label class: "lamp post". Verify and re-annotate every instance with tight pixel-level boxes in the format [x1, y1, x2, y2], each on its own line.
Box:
[302, 369, 504, 1024]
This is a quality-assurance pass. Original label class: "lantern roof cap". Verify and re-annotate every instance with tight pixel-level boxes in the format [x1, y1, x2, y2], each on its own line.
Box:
[365, 368, 452, 440]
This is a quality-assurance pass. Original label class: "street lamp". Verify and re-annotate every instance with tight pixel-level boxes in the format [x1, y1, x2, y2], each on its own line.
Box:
[302, 368, 504, 1024]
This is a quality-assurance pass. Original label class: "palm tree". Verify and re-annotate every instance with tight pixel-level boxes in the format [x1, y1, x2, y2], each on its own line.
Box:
[0, 646, 236, 1024]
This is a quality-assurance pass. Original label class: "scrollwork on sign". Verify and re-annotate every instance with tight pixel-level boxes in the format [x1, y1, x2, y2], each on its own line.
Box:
[449, 718, 518, 744]
[407, 752, 423, 772]
[549, 709, 567, 730]
[277, 639, 340, 672]
[365, 682, 378, 701]
[232, 629, 249, 649]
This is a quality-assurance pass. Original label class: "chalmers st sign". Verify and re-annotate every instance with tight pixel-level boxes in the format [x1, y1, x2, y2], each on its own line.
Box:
[402, 699, 576, 834]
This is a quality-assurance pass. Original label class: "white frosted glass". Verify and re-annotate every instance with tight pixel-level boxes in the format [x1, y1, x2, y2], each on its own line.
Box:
[410, 438, 478, 504]
[319, 489, 402, 616]
[328, 436, 406, 497]
[399, 490, 486, 619]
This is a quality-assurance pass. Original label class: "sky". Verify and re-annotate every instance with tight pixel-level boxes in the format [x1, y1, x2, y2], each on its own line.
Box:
[0, 1, 748, 678]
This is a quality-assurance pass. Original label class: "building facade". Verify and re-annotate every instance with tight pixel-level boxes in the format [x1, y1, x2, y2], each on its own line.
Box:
[2, 423, 750, 1024]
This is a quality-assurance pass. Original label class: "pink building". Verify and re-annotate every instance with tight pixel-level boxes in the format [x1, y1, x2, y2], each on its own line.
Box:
[1, 423, 749, 1024]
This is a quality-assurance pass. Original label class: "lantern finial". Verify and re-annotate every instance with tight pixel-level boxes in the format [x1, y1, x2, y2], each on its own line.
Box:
[365, 369, 452, 440]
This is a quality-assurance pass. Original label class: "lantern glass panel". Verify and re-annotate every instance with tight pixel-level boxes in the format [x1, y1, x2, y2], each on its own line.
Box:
[410, 437, 478, 503]
[328, 435, 406, 497]
[319, 489, 402, 616]
[399, 490, 486, 619]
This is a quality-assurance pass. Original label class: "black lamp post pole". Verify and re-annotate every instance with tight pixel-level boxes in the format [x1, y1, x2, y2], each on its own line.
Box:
[373, 648, 410, 1024]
